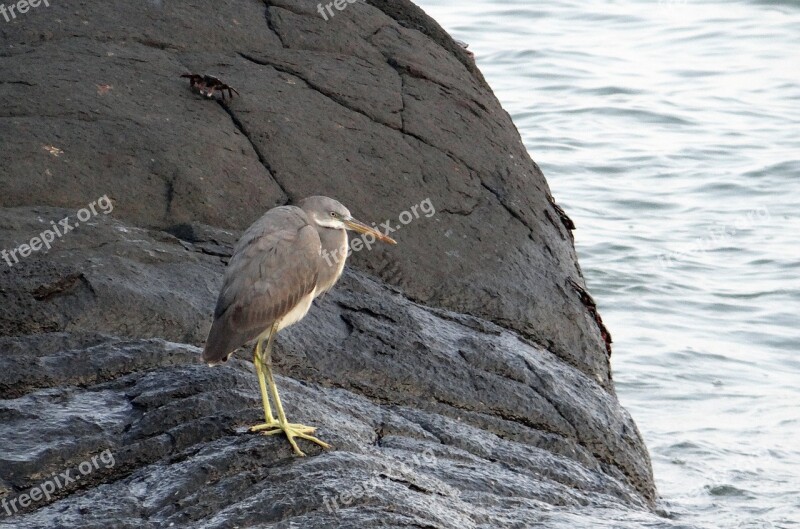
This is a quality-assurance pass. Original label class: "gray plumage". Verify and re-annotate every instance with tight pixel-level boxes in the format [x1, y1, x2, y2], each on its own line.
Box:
[203, 197, 354, 365]
[201, 196, 395, 455]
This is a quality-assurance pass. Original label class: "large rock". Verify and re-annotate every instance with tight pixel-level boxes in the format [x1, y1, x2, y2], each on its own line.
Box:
[0, 1, 675, 527]
[0, 0, 608, 379]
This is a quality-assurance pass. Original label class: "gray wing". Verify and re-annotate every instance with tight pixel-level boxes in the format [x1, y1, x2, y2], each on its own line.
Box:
[202, 207, 321, 364]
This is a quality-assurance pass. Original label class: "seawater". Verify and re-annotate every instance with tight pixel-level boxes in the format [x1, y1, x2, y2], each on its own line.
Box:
[415, 1, 800, 527]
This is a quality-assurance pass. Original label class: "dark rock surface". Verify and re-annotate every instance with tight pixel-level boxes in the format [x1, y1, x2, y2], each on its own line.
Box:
[0, 1, 677, 527]
[0, 0, 608, 379]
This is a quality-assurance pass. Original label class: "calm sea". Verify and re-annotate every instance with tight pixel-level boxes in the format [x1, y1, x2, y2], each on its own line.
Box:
[414, 1, 800, 527]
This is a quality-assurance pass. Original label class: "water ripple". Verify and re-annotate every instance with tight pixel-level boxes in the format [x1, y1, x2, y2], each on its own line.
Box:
[417, 1, 800, 527]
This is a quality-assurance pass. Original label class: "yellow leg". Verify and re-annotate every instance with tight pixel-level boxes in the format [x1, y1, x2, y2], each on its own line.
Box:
[249, 337, 278, 430]
[250, 322, 331, 456]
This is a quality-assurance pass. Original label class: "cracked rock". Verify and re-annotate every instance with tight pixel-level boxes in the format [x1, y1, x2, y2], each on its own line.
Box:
[0, 0, 676, 527]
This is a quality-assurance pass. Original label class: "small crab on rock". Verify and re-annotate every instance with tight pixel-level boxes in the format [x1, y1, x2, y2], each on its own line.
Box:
[180, 73, 240, 100]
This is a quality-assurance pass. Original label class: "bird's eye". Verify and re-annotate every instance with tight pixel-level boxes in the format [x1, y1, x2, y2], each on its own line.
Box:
[330, 212, 337, 217]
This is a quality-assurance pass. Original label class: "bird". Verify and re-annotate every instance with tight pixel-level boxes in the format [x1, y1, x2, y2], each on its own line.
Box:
[202, 196, 397, 455]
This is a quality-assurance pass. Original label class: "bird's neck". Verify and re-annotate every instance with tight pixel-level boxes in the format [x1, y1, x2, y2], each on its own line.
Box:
[315, 227, 348, 296]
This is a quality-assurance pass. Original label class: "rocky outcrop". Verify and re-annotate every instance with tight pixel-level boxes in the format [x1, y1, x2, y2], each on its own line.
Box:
[0, 0, 674, 527]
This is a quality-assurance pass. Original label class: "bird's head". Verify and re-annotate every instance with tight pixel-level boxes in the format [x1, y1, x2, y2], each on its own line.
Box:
[299, 196, 397, 244]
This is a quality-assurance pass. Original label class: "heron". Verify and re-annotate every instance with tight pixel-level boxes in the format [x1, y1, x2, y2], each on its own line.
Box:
[202, 196, 396, 455]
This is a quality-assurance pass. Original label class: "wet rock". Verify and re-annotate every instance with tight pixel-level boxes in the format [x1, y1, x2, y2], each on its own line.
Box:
[0, 207, 222, 344]
[0, 0, 675, 527]
[0, 215, 676, 527]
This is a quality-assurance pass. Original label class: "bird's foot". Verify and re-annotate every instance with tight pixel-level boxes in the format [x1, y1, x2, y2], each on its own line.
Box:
[248, 422, 331, 456]
[249, 421, 279, 433]
[249, 421, 312, 434]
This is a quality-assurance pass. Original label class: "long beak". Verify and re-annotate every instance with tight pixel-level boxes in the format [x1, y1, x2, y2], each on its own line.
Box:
[344, 217, 397, 245]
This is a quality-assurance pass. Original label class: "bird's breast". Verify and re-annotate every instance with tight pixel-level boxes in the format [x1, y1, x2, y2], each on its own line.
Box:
[276, 292, 315, 331]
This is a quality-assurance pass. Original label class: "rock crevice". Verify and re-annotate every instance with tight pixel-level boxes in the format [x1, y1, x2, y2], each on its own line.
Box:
[0, 1, 673, 527]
